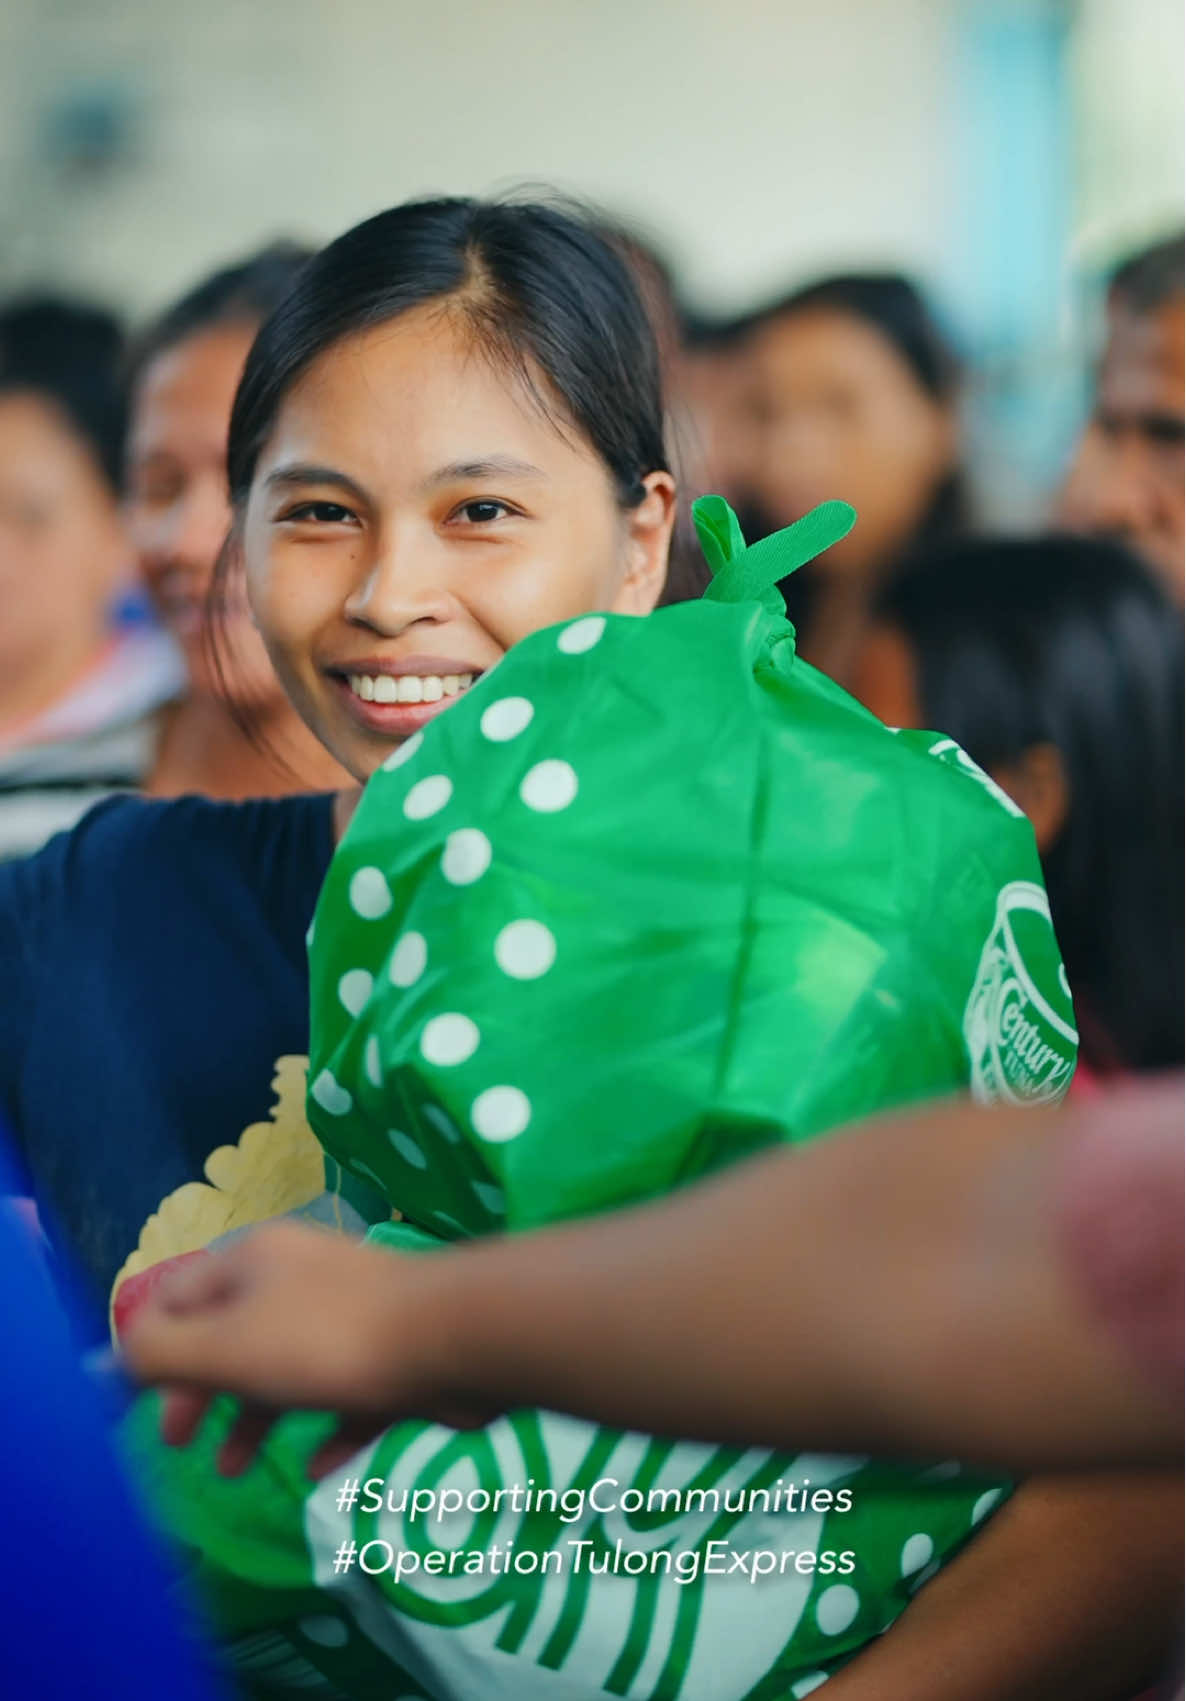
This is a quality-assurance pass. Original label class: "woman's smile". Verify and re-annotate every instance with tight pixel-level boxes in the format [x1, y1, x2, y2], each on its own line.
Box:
[325, 652, 487, 740]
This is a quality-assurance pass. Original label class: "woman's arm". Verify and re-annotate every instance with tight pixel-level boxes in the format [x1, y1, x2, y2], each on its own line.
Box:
[124, 1081, 1183, 1476]
[820, 1472, 1182, 1701]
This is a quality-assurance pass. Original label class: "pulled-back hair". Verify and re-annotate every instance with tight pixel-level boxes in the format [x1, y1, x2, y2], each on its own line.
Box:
[873, 534, 1184, 1073]
[225, 197, 670, 517]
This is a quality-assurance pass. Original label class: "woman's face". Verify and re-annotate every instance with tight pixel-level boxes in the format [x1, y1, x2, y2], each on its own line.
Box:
[239, 306, 674, 782]
[742, 308, 957, 577]
[125, 323, 286, 706]
[0, 392, 127, 694]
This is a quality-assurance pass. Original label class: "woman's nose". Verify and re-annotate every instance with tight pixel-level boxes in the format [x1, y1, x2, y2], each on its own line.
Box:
[342, 541, 455, 634]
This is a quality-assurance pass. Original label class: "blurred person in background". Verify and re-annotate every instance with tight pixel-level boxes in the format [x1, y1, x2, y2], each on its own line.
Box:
[677, 309, 766, 520]
[1059, 233, 1184, 602]
[124, 244, 350, 799]
[0, 299, 182, 860]
[852, 533, 1184, 1080]
[739, 274, 970, 683]
[591, 219, 712, 602]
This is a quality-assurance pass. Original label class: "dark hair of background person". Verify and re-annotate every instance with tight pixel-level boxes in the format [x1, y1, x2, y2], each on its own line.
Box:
[222, 196, 676, 595]
[124, 241, 314, 405]
[1108, 231, 1185, 313]
[873, 534, 1184, 1074]
[751, 273, 970, 628]
[0, 297, 127, 490]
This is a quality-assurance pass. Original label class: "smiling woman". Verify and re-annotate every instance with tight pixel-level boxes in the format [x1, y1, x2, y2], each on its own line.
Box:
[213, 199, 676, 785]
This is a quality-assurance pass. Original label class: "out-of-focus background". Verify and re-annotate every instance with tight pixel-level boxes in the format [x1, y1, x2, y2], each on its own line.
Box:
[0, 0, 1181, 507]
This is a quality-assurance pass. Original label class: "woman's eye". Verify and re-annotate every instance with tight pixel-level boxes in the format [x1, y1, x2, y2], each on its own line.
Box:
[283, 501, 355, 524]
[454, 499, 510, 524]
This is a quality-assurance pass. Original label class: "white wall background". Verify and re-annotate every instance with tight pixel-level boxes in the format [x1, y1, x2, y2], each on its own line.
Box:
[0, 0, 1178, 348]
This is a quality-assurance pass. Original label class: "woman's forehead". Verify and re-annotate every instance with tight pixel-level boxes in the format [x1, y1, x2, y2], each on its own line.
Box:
[260, 310, 593, 487]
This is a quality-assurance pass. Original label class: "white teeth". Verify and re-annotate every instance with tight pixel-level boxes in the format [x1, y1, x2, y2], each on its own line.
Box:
[346, 671, 477, 705]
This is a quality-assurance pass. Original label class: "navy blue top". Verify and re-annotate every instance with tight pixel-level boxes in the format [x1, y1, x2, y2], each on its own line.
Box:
[0, 792, 335, 1335]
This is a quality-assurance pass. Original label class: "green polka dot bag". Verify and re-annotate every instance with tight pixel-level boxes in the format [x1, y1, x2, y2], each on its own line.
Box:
[127, 497, 1077, 1701]
[307, 495, 1076, 1228]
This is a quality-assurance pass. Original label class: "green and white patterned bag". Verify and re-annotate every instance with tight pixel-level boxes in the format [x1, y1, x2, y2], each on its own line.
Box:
[128, 497, 1077, 1700]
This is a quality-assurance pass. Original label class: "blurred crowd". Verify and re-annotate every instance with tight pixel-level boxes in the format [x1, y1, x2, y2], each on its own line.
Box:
[1, 220, 1180, 1080]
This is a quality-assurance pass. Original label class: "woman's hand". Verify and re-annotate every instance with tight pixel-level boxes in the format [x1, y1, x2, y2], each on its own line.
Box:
[121, 1219, 496, 1479]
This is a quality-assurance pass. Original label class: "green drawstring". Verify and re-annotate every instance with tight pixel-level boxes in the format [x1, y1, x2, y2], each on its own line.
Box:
[692, 495, 857, 614]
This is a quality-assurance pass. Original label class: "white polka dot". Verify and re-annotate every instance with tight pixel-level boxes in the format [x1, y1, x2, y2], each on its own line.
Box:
[472, 1181, 505, 1213]
[311, 1069, 352, 1116]
[349, 867, 392, 920]
[338, 968, 374, 1016]
[421, 1013, 480, 1066]
[471, 1086, 532, 1141]
[388, 1129, 427, 1169]
[422, 1104, 461, 1143]
[557, 615, 606, 654]
[494, 919, 556, 980]
[389, 931, 428, 987]
[815, 1583, 860, 1637]
[792, 1677, 829, 1698]
[383, 731, 424, 771]
[403, 774, 453, 820]
[364, 1036, 383, 1087]
[900, 1533, 934, 1576]
[305, 921, 315, 949]
[972, 1488, 1003, 1525]
[908, 1559, 941, 1593]
[300, 1614, 350, 1647]
[480, 696, 535, 742]
[442, 828, 492, 886]
[520, 760, 578, 813]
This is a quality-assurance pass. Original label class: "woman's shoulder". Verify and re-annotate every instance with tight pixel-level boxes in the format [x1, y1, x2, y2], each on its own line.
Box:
[0, 790, 336, 931]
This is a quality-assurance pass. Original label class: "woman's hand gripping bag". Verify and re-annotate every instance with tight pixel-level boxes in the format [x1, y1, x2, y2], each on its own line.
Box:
[125, 499, 1078, 1701]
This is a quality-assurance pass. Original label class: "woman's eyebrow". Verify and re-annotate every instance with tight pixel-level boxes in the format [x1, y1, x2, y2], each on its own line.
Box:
[424, 455, 548, 486]
[263, 463, 372, 503]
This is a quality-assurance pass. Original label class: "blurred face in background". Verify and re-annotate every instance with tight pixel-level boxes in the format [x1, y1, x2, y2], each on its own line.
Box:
[125, 322, 287, 707]
[0, 391, 128, 720]
[1058, 294, 1185, 601]
[741, 308, 958, 577]
[677, 341, 764, 508]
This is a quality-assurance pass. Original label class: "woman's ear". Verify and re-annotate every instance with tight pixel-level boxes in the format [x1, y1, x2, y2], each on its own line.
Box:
[989, 743, 1070, 854]
[612, 471, 678, 616]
